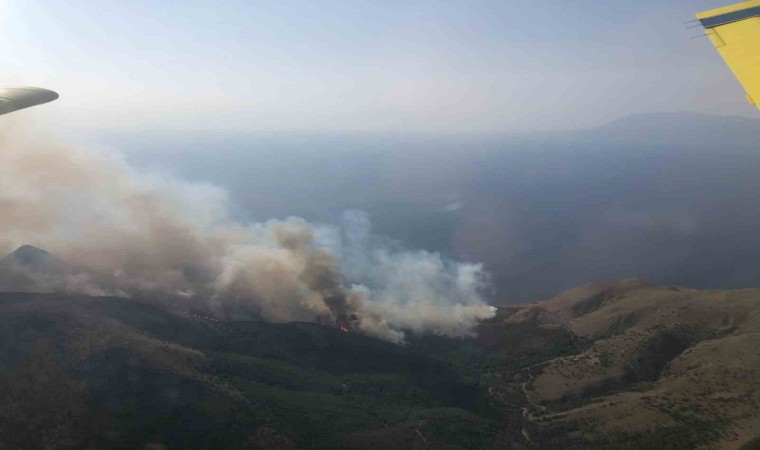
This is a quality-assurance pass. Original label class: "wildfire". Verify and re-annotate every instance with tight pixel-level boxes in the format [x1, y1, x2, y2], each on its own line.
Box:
[339, 324, 349, 333]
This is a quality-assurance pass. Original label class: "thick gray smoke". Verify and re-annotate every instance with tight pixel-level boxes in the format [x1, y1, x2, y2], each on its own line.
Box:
[0, 123, 494, 342]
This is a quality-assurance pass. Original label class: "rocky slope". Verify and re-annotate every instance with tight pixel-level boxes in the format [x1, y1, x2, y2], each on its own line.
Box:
[486, 279, 760, 449]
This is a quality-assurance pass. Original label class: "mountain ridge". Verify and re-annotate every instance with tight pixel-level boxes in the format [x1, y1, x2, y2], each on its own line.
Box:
[2, 244, 760, 447]
[491, 280, 760, 449]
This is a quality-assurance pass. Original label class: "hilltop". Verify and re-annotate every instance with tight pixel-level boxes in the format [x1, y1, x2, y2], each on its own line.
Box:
[0, 245, 68, 293]
[487, 279, 760, 449]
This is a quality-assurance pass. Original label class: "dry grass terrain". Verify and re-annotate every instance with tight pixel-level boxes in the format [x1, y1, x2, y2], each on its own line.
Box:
[487, 280, 760, 449]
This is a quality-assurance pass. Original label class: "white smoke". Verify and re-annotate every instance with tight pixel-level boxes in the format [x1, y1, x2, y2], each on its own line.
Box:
[325, 211, 495, 338]
[0, 123, 495, 342]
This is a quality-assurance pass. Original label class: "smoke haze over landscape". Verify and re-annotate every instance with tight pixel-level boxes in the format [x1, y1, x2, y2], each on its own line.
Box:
[6, 0, 760, 447]
[6, 0, 760, 307]
[7, 110, 758, 319]
[0, 122, 495, 342]
[107, 112, 760, 302]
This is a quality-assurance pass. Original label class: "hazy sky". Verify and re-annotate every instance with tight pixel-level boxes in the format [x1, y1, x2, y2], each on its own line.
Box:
[2, 0, 756, 134]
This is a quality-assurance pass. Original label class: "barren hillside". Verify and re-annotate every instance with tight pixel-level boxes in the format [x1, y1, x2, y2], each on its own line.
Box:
[485, 280, 760, 449]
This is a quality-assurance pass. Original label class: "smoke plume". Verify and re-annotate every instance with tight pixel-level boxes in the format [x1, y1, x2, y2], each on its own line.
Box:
[0, 123, 494, 342]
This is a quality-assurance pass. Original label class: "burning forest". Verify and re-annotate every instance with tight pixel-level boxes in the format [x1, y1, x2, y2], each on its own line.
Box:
[0, 122, 495, 343]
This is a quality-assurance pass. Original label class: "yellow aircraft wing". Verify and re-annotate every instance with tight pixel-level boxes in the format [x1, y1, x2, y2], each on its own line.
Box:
[697, 0, 760, 109]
